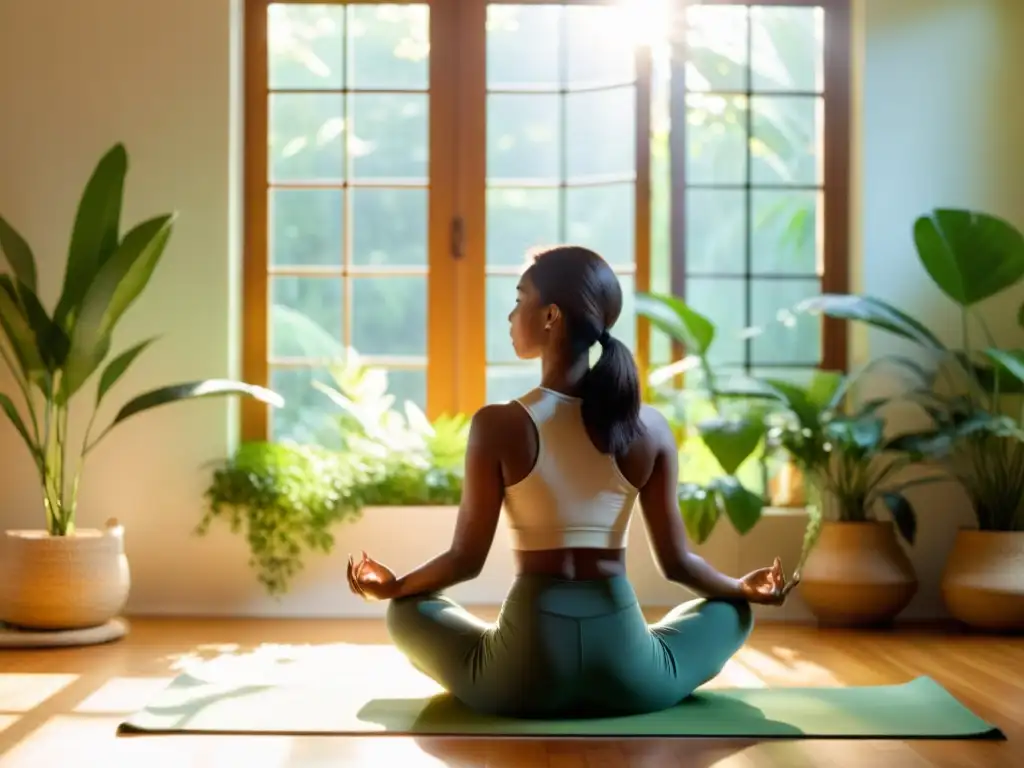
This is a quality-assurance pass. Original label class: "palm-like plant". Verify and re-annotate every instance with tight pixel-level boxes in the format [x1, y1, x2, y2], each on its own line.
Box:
[797, 209, 1024, 532]
[0, 144, 282, 536]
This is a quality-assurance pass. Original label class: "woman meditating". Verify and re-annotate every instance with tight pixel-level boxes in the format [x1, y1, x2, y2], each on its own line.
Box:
[347, 245, 797, 718]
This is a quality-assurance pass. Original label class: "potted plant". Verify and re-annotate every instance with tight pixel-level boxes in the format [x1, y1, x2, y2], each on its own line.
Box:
[201, 351, 468, 596]
[798, 208, 1024, 631]
[761, 372, 946, 627]
[0, 143, 282, 633]
[636, 293, 770, 544]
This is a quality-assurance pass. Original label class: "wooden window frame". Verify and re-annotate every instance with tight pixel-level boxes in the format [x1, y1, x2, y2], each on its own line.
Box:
[242, 0, 456, 440]
[241, 0, 849, 441]
[668, 0, 851, 374]
[454, 0, 653, 415]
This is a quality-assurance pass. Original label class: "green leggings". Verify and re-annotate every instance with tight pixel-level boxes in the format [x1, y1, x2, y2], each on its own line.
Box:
[386, 575, 753, 718]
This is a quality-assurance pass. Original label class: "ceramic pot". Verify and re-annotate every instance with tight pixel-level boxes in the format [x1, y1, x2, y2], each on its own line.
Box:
[0, 518, 130, 631]
[799, 520, 918, 627]
[942, 530, 1024, 632]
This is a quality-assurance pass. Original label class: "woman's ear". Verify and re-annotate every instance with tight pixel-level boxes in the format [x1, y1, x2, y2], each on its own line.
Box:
[544, 304, 562, 331]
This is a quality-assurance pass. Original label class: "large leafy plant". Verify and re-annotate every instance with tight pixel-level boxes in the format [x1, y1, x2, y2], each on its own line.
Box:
[0, 144, 282, 536]
[636, 292, 768, 544]
[798, 209, 1024, 531]
[758, 372, 946, 569]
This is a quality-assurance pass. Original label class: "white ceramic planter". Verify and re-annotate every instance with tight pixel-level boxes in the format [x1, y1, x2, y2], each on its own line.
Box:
[277, 505, 813, 621]
[0, 518, 131, 630]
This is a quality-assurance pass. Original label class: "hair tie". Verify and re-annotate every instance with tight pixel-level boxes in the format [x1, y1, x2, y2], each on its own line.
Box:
[598, 329, 612, 346]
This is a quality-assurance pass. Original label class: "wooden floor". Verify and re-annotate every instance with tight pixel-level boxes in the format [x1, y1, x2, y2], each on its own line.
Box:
[0, 614, 1019, 767]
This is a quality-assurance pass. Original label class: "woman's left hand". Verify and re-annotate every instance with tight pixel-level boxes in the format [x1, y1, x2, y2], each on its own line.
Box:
[348, 551, 398, 601]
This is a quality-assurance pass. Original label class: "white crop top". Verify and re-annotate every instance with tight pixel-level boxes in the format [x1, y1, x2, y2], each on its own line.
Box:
[503, 387, 640, 550]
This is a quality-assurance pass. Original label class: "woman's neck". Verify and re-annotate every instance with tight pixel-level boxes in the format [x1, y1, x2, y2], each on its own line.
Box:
[540, 351, 590, 396]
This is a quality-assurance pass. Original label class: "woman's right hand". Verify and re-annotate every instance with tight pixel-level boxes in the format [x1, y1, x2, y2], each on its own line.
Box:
[739, 557, 799, 605]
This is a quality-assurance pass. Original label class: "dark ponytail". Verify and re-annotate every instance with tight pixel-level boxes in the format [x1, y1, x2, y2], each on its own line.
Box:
[526, 246, 644, 456]
[580, 331, 644, 455]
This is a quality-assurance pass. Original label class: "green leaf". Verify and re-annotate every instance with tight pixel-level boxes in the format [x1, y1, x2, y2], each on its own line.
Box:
[983, 349, 1024, 385]
[96, 337, 158, 405]
[678, 483, 720, 545]
[62, 214, 176, 400]
[913, 209, 1024, 307]
[795, 294, 945, 349]
[0, 214, 37, 292]
[825, 416, 884, 454]
[697, 416, 764, 475]
[0, 392, 40, 469]
[60, 334, 111, 404]
[0, 278, 45, 378]
[760, 378, 818, 428]
[54, 144, 128, 330]
[805, 370, 844, 409]
[108, 379, 284, 432]
[11, 280, 68, 371]
[881, 491, 916, 545]
[709, 475, 763, 535]
[635, 292, 716, 355]
[1018, 301, 1024, 330]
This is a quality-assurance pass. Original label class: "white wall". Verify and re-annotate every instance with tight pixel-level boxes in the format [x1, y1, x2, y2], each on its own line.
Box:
[855, 0, 1024, 618]
[0, 0, 1021, 620]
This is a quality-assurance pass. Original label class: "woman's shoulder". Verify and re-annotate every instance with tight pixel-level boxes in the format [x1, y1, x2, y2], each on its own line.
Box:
[638, 404, 674, 447]
[469, 399, 533, 437]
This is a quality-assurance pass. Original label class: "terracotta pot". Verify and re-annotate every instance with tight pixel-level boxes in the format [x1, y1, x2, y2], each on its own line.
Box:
[0, 518, 130, 631]
[799, 521, 917, 627]
[942, 529, 1024, 632]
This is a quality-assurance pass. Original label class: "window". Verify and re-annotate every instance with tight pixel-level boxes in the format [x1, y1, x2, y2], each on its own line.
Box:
[242, 0, 850, 442]
[662, 0, 851, 383]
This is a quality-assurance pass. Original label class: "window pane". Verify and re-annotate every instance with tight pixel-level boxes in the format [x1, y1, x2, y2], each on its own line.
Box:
[565, 87, 635, 180]
[565, 5, 635, 86]
[487, 364, 541, 404]
[487, 94, 560, 182]
[486, 188, 560, 267]
[269, 93, 345, 182]
[270, 189, 343, 267]
[349, 93, 428, 179]
[686, 94, 748, 185]
[485, 275, 518, 365]
[351, 276, 426, 356]
[347, 5, 429, 90]
[270, 277, 343, 359]
[750, 96, 822, 186]
[751, 189, 819, 274]
[269, 367, 341, 447]
[750, 278, 821, 365]
[486, 5, 561, 89]
[268, 4, 345, 90]
[685, 189, 746, 275]
[565, 184, 634, 266]
[685, 5, 749, 92]
[751, 7, 824, 93]
[351, 188, 427, 266]
[685, 277, 746, 365]
[381, 368, 427, 412]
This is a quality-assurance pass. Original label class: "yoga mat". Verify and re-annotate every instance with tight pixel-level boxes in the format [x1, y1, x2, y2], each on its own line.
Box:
[118, 643, 1003, 739]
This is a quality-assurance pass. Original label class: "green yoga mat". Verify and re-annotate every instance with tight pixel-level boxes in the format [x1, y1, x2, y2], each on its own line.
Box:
[117, 643, 1003, 739]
